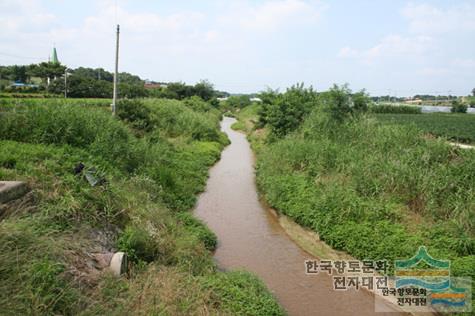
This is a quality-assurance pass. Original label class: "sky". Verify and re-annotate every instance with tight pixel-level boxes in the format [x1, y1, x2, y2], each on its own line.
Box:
[0, 0, 474, 96]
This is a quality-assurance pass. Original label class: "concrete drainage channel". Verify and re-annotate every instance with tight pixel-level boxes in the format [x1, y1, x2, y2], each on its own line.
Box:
[0, 181, 128, 276]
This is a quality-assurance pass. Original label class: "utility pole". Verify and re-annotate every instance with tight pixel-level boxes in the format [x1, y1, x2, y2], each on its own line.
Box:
[112, 24, 120, 115]
[64, 68, 68, 98]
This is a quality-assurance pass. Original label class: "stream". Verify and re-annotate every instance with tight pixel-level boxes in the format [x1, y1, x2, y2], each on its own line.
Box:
[194, 117, 405, 316]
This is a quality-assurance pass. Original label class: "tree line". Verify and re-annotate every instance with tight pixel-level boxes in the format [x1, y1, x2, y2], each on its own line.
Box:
[0, 63, 228, 100]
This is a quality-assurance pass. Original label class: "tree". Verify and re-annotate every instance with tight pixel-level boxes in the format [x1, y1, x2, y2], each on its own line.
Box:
[472, 87, 475, 97]
[325, 84, 370, 122]
[28, 62, 66, 85]
[193, 80, 215, 101]
[264, 83, 318, 137]
[226, 95, 252, 109]
[50, 76, 112, 98]
[451, 100, 467, 113]
[118, 82, 147, 98]
[11, 65, 28, 82]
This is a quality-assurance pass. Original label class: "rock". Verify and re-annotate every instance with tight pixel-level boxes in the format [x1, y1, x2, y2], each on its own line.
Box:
[0, 181, 29, 204]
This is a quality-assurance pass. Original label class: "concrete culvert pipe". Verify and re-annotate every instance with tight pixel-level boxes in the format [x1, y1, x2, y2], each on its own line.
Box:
[109, 252, 127, 276]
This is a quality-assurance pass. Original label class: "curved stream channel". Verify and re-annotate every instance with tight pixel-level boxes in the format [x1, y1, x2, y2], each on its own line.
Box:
[195, 117, 405, 316]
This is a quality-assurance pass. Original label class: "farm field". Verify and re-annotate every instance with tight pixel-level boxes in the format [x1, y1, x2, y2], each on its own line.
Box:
[374, 113, 475, 144]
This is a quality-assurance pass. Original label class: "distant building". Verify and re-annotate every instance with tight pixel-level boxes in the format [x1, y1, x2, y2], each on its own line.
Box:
[49, 47, 59, 64]
[250, 97, 262, 103]
[405, 99, 423, 105]
[144, 83, 163, 89]
[10, 81, 39, 88]
[144, 80, 168, 89]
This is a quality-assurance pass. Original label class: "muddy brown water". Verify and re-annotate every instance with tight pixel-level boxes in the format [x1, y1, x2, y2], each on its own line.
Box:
[195, 117, 405, 316]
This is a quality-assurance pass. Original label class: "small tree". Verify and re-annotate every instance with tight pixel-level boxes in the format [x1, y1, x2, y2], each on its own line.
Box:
[451, 100, 468, 113]
[472, 87, 475, 97]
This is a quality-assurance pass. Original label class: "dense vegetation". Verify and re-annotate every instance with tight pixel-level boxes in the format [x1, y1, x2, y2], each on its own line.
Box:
[375, 113, 475, 144]
[234, 86, 475, 311]
[0, 97, 283, 315]
[369, 104, 422, 114]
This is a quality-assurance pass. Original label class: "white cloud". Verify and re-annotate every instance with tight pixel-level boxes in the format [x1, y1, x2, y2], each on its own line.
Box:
[338, 47, 359, 58]
[0, 0, 56, 33]
[451, 58, 475, 68]
[402, 2, 475, 34]
[219, 0, 324, 32]
[338, 35, 434, 63]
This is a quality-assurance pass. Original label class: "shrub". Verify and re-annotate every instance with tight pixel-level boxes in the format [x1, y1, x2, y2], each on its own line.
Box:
[324, 84, 370, 122]
[265, 83, 318, 137]
[117, 225, 159, 263]
[117, 99, 153, 132]
[451, 100, 468, 113]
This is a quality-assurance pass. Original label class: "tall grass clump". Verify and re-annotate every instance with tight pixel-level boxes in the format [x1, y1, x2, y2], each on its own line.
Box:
[0, 104, 145, 172]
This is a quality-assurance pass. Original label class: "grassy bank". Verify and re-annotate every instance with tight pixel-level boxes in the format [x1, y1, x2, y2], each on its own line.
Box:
[0, 98, 284, 315]
[234, 92, 475, 311]
[375, 113, 475, 144]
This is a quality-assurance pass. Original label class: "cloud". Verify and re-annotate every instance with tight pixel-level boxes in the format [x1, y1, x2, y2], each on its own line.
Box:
[338, 47, 359, 58]
[451, 58, 475, 68]
[218, 0, 324, 32]
[0, 0, 56, 33]
[338, 35, 434, 63]
[402, 2, 475, 34]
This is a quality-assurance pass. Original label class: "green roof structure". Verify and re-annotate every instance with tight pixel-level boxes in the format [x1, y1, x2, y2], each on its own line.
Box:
[51, 47, 59, 64]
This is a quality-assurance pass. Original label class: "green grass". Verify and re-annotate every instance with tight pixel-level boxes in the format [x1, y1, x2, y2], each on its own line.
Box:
[231, 103, 261, 133]
[236, 105, 475, 310]
[0, 98, 283, 315]
[374, 113, 475, 144]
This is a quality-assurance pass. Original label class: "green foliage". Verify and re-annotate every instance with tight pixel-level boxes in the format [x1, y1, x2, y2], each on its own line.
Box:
[263, 83, 318, 137]
[143, 98, 224, 143]
[451, 100, 468, 113]
[231, 103, 261, 133]
[202, 271, 286, 316]
[225, 95, 252, 109]
[117, 99, 153, 132]
[177, 212, 217, 251]
[0, 104, 144, 172]
[375, 113, 475, 144]
[370, 104, 422, 114]
[255, 108, 475, 274]
[50, 76, 112, 98]
[149, 80, 217, 101]
[324, 84, 370, 122]
[117, 226, 158, 263]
